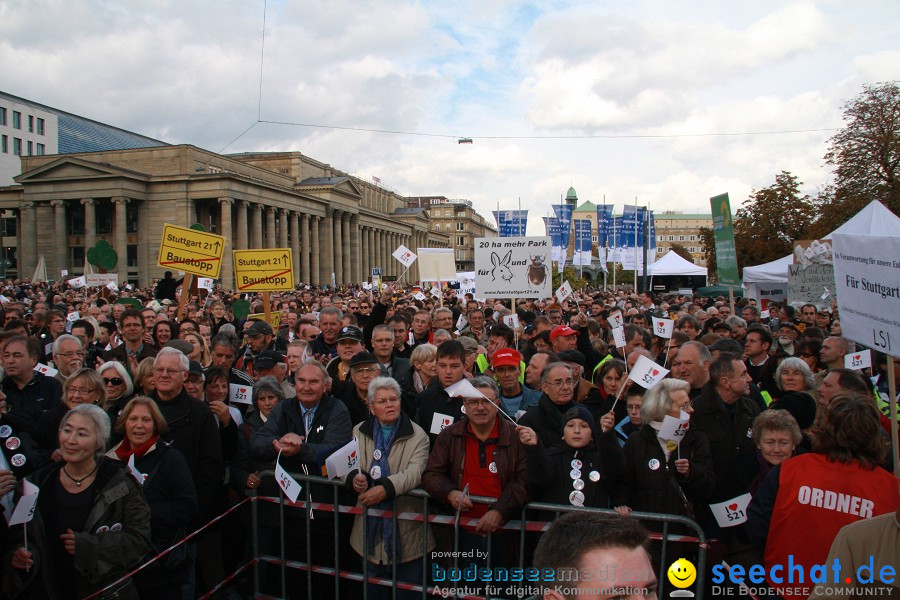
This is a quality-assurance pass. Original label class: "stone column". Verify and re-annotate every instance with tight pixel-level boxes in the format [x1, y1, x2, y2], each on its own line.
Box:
[218, 197, 234, 289]
[311, 216, 321, 285]
[81, 198, 96, 252]
[360, 226, 368, 279]
[301, 214, 311, 283]
[321, 211, 333, 286]
[251, 204, 263, 249]
[236, 201, 249, 249]
[289, 211, 300, 283]
[112, 197, 128, 281]
[266, 207, 276, 248]
[20, 202, 37, 279]
[278, 208, 289, 249]
[368, 228, 375, 272]
[333, 210, 343, 284]
[343, 213, 353, 283]
[51, 200, 67, 277]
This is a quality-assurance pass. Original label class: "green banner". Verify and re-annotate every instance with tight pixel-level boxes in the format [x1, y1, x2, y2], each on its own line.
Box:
[710, 193, 740, 286]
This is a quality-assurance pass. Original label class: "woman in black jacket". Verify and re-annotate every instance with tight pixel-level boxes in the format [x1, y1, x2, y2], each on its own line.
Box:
[108, 396, 197, 600]
[612, 378, 715, 524]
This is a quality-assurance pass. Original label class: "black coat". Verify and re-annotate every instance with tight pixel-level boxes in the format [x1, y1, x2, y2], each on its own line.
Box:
[516, 394, 575, 449]
[413, 378, 464, 447]
[1, 372, 62, 434]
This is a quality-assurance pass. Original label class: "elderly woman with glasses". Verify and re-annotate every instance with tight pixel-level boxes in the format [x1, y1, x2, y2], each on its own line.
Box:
[613, 378, 715, 522]
[34, 368, 107, 456]
[6, 404, 151, 600]
[347, 376, 432, 599]
[98, 360, 135, 424]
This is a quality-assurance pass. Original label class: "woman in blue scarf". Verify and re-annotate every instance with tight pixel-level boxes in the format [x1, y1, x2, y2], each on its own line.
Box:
[345, 377, 432, 599]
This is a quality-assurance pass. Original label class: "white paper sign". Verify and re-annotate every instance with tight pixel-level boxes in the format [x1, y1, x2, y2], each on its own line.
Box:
[430, 285, 441, 299]
[229, 383, 252, 405]
[627, 355, 669, 389]
[760, 310, 770, 319]
[106, 281, 118, 292]
[611, 326, 626, 349]
[456, 314, 468, 331]
[34, 363, 58, 377]
[430, 412, 454, 435]
[127, 454, 146, 485]
[275, 451, 302, 503]
[844, 349, 872, 371]
[325, 438, 360, 479]
[61, 269, 69, 277]
[474, 236, 552, 299]
[362, 282, 372, 290]
[502, 314, 520, 329]
[658, 411, 690, 443]
[608, 311, 624, 329]
[651, 316, 674, 339]
[198, 277, 214, 291]
[8, 480, 39, 526]
[66, 311, 80, 322]
[414, 292, 427, 301]
[555, 280, 573, 303]
[833, 232, 900, 359]
[392, 245, 417, 268]
[709, 493, 753, 528]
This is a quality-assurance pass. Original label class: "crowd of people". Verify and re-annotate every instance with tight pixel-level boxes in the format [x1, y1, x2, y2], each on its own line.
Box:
[0, 277, 896, 599]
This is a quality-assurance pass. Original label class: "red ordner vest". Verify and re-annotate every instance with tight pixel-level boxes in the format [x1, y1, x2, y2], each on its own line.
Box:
[764, 453, 899, 600]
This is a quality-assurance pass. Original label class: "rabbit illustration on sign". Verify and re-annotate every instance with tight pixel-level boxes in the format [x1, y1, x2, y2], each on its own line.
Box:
[490, 250, 514, 282]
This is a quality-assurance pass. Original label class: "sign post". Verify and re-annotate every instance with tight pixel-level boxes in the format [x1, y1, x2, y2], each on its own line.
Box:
[157, 223, 225, 320]
[710, 194, 740, 314]
[233, 248, 295, 327]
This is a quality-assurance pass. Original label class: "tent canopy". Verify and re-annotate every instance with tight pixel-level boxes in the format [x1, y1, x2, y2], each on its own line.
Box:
[742, 201, 900, 284]
[648, 251, 707, 276]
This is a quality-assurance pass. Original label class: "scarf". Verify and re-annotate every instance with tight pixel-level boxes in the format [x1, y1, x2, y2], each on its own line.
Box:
[115, 434, 160, 462]
[366, 419, 398, 563]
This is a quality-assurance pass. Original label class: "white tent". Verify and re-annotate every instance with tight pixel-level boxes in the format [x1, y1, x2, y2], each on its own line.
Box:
[743, 201, 899, 286]
[648, 251, 708, 277]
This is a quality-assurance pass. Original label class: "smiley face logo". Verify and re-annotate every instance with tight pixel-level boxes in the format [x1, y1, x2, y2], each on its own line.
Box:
[667, 558, 696, 589]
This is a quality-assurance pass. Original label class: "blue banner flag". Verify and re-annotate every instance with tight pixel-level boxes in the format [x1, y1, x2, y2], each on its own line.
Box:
[492, 210, 528, 237]
[573, 220, 592, 266]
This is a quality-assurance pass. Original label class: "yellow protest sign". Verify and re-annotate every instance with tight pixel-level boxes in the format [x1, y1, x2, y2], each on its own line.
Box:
[157, 224, 225, 278]
[233, 249, 295, 292]
[247, 312, 282, 329]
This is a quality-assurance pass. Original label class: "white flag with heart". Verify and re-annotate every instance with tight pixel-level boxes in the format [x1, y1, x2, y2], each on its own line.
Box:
[8, 480, 39, 526]
[844, 350, 871, 371]
[275, 450, 302, 503]
[709, 493, 752, 528]
[611, 326, 626, 349]
[430, 412, 454, 435]
[229, 384, 252, 405]
[651, 316, 674, 339]
[627, 355, 669, 389]
[392, 245, 417, 268]
[658, 410, 691, 443]
[502, 314, 520, 329]
[325, 438, 360, 479]
[68, 275, 87, 289]
[456, 314, 467, 331]
[555, 281, 573, 303]
[127, 454, 146, 485]
[608, 311, 624, 329]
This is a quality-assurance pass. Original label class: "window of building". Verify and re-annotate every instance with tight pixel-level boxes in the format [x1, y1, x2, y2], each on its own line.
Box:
[26, 141, 32, 156]
[126, 202, 138, 233]
[35, 143, 44, 155]
[0, 108, 6, 125]
[1, 135, 6, 154]
[72, 247, 85, 267]
[679, 235, 685, 241]
[68, 203, 85, 235]
[1, 217, 17, 237]
[456, 222, 465, 231]
[37, 118, 44, 135]
[12, 138, 21, 156]
[668, 235, 674, 241]
[96, 200, 113, 234]
[27, 115, 34, 133]
[457, 236, 465, 246]
[657, 235, 664, 241]
[689, 235, 696, 241]
[12, 111, 21, 129]
[127, 244, 138, 268]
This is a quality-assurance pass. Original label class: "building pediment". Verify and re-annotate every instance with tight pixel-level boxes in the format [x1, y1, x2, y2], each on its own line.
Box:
[14, 157, 148, 184]
[295, 176, 362, 202]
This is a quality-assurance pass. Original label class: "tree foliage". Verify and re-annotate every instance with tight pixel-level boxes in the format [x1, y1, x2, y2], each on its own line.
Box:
[699, 227, 717, 275]
[818, 81, 900, 233]
[733, 171, 817, 269]
[86, 240, 118, 272]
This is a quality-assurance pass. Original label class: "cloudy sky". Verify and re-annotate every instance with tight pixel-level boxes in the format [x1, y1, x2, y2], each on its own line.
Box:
[3, 0, 899, 233]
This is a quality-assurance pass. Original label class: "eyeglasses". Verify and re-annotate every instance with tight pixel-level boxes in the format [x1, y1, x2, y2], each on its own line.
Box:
[68, 387, 96, 397]
[546, 378, 576, 388]
[104, 377, 124, 386]
[371, 397, 400, 406]
[153, 367, 185, 376]
[462, 398, 494, 408]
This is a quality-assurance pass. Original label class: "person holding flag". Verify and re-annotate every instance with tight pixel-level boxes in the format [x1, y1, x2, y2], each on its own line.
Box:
[345, 377, 431, 600]
[5, 404, 151, 600]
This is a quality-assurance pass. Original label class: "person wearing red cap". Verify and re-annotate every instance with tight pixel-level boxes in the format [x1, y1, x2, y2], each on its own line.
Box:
[492, 348, 540, 418]
[549, 325, 578, 353]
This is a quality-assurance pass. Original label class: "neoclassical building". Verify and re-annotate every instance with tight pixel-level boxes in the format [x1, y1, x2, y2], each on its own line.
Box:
[0, 145, 449, 288]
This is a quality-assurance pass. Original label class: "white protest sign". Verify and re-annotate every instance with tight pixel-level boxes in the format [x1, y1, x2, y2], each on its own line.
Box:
[414, 292, 426, 301]
[833, 233, 900, 358]
[8, 480, 39, 526]
[611, 326, 626, 349]
[198, 277, 214, 291]
[229, 384, 252, 405]
[274, 450, 301, 503]
[34, 363, 58, 377]
[456, 314, 468, 331]
[709, 493, 753, 528]
[608, 311, 624, 329]
[502, 314, 520, 329]
[844, 349, 872, 371]
[788, 263, 835, 306]
[627, 355, 669, 389]
[127, 454, 146, 485]
[651, 316, 674, 339]
[68, 275, 87, 289]
[417, 248, 456, 282]
[86, 273, 119, 288]
[325, 438, 360, 479]
[760, 310, 770, 319]
[106, 281, 118, 292]
[430, 412, 454, 435]
[66, 311, 80, 322]
[474, 236, 551, 299]
[392, 245, 417, 268]
[430, 285, 441, 299]
[456, 271, 476, 296]
[555, 280, 573, 303]
[658, 411, 690, 443]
